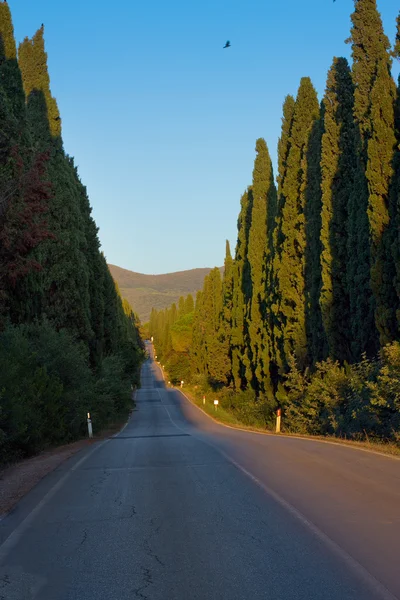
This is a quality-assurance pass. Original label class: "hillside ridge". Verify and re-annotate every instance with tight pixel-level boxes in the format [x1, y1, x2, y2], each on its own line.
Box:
[109, 264, 223, 322]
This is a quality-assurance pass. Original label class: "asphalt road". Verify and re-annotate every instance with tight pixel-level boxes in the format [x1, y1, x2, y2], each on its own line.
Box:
[0, 348, 399, 599]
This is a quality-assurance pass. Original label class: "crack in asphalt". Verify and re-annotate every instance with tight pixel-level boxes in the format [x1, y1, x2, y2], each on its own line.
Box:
[132, 566, 153, 599]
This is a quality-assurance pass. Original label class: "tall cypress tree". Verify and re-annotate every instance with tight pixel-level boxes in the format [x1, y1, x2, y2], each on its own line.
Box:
[272, 95, 296, 378]
[247, 139, 277, 394]
[202, 267, 229, 384]
[192, 290, 207, 376]
[319, 58, 359, 362]
[221, 240, 234, 383]
[18, 26, 61, 138]
[184, 294, 194, 315]
[304, 105, 326, 365]
[231, 189, 253, 389]
[275, 78, 320, 370]
[350, 0, 397, 345]
[0, 4, 51, 323]
[177, 296, 185, 318]
[18, 29, 92, 345]
[390, 15, 400, 334]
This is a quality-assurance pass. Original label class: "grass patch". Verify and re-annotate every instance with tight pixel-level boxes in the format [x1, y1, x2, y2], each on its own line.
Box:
[178, 385, 400, 459]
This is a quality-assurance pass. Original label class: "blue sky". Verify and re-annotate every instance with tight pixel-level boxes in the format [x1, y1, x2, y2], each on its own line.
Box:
[9, 0, 400, 274]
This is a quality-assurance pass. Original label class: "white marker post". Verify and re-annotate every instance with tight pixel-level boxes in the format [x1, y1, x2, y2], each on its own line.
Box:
[276, 408, 282, 433]
[214, 399, 219, 411]
[180, 380, 184, 388]
[203, 395, 206, 406]
[87, 412, 93, 439]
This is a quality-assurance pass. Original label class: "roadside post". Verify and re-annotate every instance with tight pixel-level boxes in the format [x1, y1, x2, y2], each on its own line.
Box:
[214, 399, 219, 411]
[276, 408, 282, 433]
[180, 380, 184, 388]
[203, 395, 206, 405]
[87, 412, 93, 439]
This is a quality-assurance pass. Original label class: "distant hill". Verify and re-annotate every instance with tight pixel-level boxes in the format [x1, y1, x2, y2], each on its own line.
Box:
[109, 264, 222, 323]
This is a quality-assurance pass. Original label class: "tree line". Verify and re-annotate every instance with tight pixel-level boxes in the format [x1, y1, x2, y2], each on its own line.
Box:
[0, 3, 143, 465]
[150, 0, 400, 444]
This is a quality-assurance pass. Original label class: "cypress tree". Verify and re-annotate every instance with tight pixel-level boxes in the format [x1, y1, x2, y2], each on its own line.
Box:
[202, 268, 229, 384]
[184, 294, 194, 315]
[350, 0, 397, 345]
[304, 105, 326, 365]
[178, 296, 185, 318]
[319, 58, 357, 362]
[391, 15, 400, 334]
[18, 30, 92, 345]
[392, 72, 400, 329]
[247, 139, 277, 394]
[192, 290, 207, 376]
[18, 26, 61, 138]
[231, 189, 253, 389]
[221, 240, 234, 384]
[169, 302, 178, 326]
[0, 4, 51, 323]
[275, 77, 320, 370]
[272, 95, 296, 378]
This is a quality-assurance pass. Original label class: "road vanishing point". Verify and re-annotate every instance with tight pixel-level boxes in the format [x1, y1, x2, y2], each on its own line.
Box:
[0, 342, 399, 599]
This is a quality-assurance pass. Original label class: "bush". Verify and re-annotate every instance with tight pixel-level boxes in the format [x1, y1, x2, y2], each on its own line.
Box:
[0, 321, 139, 465]
[282, 345, 400, 444]
[166, 351, 191, 385]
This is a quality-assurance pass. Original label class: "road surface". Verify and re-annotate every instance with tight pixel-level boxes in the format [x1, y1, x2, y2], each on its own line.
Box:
[0, 346, 399, 599]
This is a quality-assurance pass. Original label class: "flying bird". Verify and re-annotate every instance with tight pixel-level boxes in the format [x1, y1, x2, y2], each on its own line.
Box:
[223, 40, 231, 48]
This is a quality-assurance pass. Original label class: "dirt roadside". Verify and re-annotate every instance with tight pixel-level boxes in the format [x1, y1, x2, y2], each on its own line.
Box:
[0, 418, 129, 518]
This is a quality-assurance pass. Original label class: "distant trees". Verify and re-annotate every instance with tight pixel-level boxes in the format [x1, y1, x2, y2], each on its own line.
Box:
[0, 4, 143, 464]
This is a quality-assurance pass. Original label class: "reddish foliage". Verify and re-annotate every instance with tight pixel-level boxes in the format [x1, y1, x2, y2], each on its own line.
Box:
[0, 148, 54, 289]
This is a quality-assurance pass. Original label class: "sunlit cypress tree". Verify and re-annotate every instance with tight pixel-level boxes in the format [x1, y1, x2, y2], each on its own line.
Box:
[247, 139, 277, 394]
[18, 26, 61, 138]
[392, 70, 400, 330]
[272, 95, 295, 378]
[275, 78, 319, 370]
[184, 294, 194, 315]
[350, 0, 397, 345]
[231, 189, 253, 389]
[178, 296, 185, 318]
[221, 240, 234, 382]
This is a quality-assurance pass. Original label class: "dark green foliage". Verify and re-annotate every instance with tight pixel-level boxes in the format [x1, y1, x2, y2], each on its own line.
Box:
[320, 58, 358, 362]
[0, 321, 138, 464]
[393, 76, 400, 329]
[0, 6, 143, 464]
[304, 109, 327, 365]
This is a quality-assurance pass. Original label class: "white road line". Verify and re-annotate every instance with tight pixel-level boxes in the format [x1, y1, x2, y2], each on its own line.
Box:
[178, 388, 400, 461]
[0, 438, 110, 563]
[163, 385, 397, 600]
